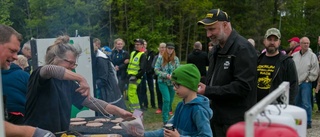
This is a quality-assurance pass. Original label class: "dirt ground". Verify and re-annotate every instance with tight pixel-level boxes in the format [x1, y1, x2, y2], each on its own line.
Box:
[307, 119, 320, 137]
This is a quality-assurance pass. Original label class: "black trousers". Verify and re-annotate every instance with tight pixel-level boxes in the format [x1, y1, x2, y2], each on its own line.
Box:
[155, 77, 162, 109]
[316, 92, 320, 110]
[137, 74, 147, 109]
[212, 122, 232, 137]
[146, 73, 155, 108]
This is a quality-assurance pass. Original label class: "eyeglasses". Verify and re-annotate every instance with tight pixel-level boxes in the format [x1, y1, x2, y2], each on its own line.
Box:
[172, 82, 180, 89]
[63, 59, 78, 67]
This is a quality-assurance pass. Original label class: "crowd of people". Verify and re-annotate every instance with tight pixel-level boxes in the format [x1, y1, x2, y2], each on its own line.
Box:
[2, 7, 320, 137]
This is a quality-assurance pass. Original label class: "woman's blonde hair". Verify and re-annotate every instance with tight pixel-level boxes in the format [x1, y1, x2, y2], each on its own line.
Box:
[113, 38, 125, 50]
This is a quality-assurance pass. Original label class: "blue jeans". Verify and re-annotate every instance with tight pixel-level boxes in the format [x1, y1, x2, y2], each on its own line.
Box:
[158, 82, 175, 123]
[295, 82, 312, 125]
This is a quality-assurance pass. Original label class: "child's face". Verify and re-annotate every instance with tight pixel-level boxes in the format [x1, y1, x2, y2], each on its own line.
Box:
[173, 82, 192, 98]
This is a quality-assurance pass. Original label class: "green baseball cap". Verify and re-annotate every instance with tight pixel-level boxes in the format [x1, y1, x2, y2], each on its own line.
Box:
[265, 28, 281, 39]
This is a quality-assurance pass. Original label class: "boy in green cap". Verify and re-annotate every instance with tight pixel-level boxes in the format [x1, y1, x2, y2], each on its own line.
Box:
[128, 64, 213, 137]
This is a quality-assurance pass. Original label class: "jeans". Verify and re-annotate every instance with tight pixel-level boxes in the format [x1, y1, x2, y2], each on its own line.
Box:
[295, 82, 312, 125]
[158, 81, 175, 123]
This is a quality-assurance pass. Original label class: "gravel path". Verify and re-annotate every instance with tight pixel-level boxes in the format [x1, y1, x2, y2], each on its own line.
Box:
[307, 119, 319, 137]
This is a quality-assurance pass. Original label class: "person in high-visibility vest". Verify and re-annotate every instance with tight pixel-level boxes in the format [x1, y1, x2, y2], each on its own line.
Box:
[127, 38, 146, 111]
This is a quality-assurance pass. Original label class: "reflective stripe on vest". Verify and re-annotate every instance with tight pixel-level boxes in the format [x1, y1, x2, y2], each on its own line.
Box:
[127, 51, 144, 75]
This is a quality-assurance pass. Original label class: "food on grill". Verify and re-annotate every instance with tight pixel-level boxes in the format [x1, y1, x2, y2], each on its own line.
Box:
[112, 125, 122, 129]
[110, 118, 123, 123]
[94, 118, 110, 122]
[86, 122, 103, 127]
[70, 117, 85, 122]
[70, 121, 87, 126]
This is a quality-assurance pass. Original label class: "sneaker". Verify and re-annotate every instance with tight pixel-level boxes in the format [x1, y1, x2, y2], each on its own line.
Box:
[155, 109, 162, 114]
[169, 111, 173, 115]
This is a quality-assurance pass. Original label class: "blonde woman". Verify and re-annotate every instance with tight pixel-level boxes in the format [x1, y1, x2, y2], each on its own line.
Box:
[111, 38, 130, 95]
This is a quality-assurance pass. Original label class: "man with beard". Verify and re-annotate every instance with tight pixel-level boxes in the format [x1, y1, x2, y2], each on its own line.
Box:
[197, 9, 257, 137]
[257, 28, 298, 105]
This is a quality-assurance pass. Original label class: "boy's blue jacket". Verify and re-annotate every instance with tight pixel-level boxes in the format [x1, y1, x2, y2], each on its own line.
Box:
[145, 95, 213, 137]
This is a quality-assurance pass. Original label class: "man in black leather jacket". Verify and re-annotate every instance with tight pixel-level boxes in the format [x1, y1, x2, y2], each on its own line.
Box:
[197, 9, 257, 137]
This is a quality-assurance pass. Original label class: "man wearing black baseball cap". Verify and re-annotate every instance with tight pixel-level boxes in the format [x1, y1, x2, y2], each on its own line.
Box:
[126, 38, 146, 111]
[197, 9, 258, 137]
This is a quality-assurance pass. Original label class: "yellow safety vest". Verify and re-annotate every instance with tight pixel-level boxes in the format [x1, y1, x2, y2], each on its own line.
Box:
[127, 51, 144, 75]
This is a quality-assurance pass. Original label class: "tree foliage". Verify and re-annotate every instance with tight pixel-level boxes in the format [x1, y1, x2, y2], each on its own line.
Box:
[1, 0, 320, 60]
[0, 0, 14, 25]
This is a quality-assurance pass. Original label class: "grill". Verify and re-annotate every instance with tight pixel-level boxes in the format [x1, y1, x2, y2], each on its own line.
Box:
[67, 117, 133, 137]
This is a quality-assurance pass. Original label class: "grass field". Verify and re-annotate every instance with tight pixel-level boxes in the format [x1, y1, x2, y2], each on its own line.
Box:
[142, 94, 181, 131]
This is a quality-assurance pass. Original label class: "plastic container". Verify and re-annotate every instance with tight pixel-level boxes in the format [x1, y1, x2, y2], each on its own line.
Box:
[265, 105, 307, 137]
[256, 110, 296, 130]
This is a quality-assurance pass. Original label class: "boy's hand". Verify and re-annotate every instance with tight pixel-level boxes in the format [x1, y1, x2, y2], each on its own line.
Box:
[164, 128, 179, 137]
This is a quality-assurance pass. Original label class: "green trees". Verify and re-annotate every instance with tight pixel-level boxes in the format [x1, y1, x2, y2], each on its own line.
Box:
[2, 0, 320, 60]
[0, 0, 13, 25]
